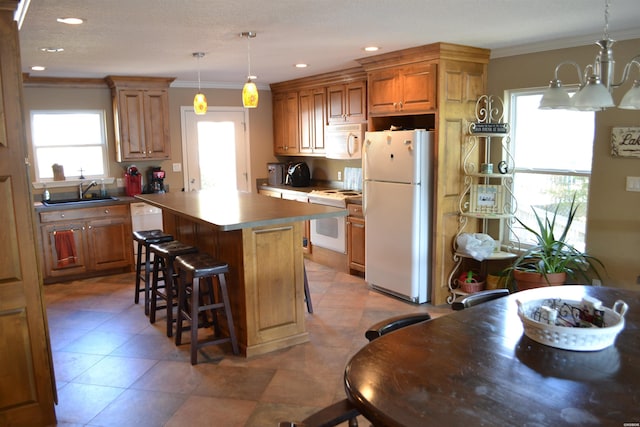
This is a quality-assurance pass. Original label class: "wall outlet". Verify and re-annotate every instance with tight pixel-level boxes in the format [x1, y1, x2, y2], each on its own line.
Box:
[337, 171, 342, 181]
[116, 178, 124, 187]
[172, 163, 182, 172]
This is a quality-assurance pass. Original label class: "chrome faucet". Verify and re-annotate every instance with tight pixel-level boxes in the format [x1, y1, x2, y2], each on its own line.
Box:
[79, 180, 97, 199]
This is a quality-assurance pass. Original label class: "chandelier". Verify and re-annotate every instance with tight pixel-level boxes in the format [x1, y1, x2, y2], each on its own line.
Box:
[241, 32, 259, 108]
[539, 0, 640, 111]
[193, 52, 207, 115]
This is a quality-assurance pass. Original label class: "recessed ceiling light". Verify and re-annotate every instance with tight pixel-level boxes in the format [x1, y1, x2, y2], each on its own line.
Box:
[31, 66, 46, 71]
[295, 63, 308, 68]
[364, 46, 380, 52]
[40, 47, 64, 53]
[56, 17, 84, 25]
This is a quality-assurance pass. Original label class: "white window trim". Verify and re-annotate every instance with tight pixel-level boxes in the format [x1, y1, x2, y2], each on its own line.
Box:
[30, 109, 110, 183]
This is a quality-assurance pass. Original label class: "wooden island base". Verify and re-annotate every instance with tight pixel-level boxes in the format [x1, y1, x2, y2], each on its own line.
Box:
[163, 211, 308, 357]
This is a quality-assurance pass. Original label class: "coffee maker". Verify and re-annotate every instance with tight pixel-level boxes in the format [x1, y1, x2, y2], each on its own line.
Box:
[146, 167, 166, 193]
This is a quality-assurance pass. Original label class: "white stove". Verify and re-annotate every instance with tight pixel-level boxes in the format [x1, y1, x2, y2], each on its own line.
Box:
[307, 189, 362, 254]
[307, 189, 362, 208]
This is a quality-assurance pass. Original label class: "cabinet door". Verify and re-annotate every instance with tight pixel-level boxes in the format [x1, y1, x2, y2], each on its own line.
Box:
[368, 69, 399, 115]
[299, 88, 326, 154]
[328, 82, 367, 124]
[41, 223, 88, 279]
[399, 63, 436, 113]
[86, 216, 132, 271]
[117, 90, 147, 160]
[345, 81, 367, 123]
[143, 90, 171, 159]
[273, 91, 300, 155]
[347, 216, 365, 272]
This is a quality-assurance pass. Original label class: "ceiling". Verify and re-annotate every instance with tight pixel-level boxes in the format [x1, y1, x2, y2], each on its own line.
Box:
[17, 0, 640, 89]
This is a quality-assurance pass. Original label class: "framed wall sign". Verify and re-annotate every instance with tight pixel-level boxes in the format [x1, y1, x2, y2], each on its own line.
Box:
[611, 127, 640, 158]
[470, 184, 504, 214]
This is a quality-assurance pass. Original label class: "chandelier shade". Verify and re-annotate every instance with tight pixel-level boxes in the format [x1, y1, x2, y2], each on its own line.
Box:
[539, 0, 640, 111]
[193, 52, 207, 115]
[241, 32, 258, 108]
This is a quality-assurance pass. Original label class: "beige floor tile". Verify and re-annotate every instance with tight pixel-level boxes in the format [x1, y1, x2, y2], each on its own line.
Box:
[165, 395, 256, 427]
[72, 355, 157, 388]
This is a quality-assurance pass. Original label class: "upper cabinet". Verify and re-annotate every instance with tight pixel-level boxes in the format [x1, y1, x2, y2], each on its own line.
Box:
[327, 81, 367, 124]
[273, 91, 300, 155]
[271, 67, 367, 157]
[368, 62, 436, 115]
[106, 76, 174, 162]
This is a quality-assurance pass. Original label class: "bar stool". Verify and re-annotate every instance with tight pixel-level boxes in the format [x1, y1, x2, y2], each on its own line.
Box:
[133, 230, 173, 315]
[149, 240, 198, 337]
[175, 252, 240, 364]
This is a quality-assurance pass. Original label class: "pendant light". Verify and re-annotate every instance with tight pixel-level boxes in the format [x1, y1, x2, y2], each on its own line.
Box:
[193, 52, 207, 115]
[539, 0, 640, 111]
[241, 32, 259, 108]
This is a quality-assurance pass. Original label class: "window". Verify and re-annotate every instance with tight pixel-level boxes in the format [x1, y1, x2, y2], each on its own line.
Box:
[506, 88, 595, 252]
[31, 110, 108, 181]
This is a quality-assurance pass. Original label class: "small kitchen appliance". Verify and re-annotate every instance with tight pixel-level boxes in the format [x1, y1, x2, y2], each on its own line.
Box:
[285, 162, 311, 187]
[146, 167, 166, 193]
[267, 162, 285, 186]
[125, 165, 142, 196]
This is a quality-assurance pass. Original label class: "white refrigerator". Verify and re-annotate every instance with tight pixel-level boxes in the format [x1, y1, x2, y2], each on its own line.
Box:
[363, 129, 434, 303]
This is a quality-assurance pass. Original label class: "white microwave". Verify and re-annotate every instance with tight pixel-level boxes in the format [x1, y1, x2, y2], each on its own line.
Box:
[324, 123, 366, 159]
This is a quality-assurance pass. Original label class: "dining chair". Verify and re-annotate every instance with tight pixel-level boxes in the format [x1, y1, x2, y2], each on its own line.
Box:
[365, 312, 432, 342]
[451, 288, 509, 311]
[278, 398, 360, 427]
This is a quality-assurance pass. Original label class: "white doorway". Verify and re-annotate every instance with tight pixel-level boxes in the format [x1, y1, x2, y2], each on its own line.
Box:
[180, 107, 251, 192]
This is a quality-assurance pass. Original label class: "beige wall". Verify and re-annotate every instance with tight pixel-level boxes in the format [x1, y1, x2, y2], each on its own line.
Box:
[23, 84, 278, 195]
[488, 38, 640, 290]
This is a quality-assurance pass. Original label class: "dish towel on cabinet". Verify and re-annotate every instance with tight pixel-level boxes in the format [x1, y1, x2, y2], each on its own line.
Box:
[54, 230, 78, 267]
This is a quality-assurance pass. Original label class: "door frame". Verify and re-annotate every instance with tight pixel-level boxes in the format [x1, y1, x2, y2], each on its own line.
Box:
[179, 106, 252, 192]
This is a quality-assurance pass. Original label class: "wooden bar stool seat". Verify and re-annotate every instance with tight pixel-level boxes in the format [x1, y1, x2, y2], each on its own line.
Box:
[149, 241, 198, 337]
[175, 252, 240, 364]
[133, 229, 173, 315]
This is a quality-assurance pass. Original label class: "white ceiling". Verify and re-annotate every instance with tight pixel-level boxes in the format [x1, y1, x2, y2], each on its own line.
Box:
[17, 0, 640, 89]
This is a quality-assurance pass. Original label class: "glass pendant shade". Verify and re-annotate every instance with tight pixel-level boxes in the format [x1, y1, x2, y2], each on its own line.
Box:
[242, 80, 259, 108]
[571, 76, 615, 110]
[619, 80, 640, 109]
[539, 80, 572, 109]
[194, 92, 207, 115]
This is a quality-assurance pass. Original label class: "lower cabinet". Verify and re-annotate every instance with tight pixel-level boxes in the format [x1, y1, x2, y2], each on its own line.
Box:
[39, 204, 133, 282]
[347, 203, 365, 273]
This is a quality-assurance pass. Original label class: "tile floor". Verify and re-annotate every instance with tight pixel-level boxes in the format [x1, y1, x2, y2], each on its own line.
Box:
[45, 260, 451, 427]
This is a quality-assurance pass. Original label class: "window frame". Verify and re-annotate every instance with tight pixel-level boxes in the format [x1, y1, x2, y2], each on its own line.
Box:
[503, 86, 594, 252]
[30, 109, 109, 182]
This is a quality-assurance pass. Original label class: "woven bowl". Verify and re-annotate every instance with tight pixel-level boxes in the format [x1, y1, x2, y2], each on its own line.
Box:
[516, 298, 628, 351]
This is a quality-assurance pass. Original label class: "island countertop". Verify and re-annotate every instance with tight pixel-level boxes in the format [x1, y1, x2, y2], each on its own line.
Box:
[135, 190, 346, 231]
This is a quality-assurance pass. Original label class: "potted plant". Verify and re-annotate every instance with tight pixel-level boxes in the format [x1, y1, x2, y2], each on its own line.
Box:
[504, 194, 605, 291]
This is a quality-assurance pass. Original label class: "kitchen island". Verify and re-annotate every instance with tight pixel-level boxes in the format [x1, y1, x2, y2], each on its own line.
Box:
[135, 190, 347, 357]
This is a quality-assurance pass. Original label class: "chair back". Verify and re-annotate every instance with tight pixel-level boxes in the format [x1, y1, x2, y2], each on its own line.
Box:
[451, 289, 509, 311]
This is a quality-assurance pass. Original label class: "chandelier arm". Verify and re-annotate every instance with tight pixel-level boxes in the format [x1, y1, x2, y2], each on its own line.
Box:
[553, 61, 586, 85]
[610, 56, 640, 89]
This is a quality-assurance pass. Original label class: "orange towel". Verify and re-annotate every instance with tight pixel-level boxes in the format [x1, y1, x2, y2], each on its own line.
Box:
[55, 230, 78, 267]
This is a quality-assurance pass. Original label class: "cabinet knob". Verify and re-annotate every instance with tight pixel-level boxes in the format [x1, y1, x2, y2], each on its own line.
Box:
[60, 214, 65, 218]
[104, 209, 110, 214]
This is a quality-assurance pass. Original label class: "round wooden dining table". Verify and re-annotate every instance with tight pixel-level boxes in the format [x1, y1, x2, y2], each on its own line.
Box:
[344, 286, 640, 426]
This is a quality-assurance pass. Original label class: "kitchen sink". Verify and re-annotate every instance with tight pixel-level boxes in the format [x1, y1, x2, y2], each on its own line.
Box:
[42, 196, 119, 206]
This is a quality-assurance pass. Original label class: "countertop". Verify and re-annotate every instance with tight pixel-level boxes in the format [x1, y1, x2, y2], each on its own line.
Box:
[135, 190, 347, 231]
[257, 181, 363, 205]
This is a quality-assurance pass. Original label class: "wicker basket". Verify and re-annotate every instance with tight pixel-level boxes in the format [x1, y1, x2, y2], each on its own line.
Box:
[516, 298, 628, 351]
[457, 271, 485, 293]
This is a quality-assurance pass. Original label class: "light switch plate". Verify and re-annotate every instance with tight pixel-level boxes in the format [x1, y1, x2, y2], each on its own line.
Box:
[626, 176, 640, 192]
[172, 163, 182, 172]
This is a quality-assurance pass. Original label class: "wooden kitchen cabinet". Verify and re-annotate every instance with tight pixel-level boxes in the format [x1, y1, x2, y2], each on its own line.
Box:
[260, 188, 312, 254]
[368, 62, 436, 115]
[273, 91, 300, 155]
[39, 204, 133, 283]
[327, 80, 367, 124]
[106, 76, 174, 161]
[299, 88, 326, 154]
[347, 203, 365, 273]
